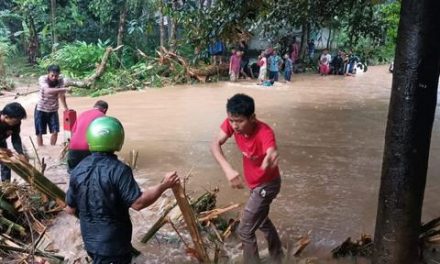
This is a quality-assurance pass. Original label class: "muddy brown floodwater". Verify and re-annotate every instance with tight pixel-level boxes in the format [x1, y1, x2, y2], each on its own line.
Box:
[2, 65, 440, 263]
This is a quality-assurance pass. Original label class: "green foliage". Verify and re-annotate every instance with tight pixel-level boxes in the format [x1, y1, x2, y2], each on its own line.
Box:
[0, 0, 404, 93]
[38, 40, 112, 78]
[331, 1, 400, 65]
[380, 1, 400, 45]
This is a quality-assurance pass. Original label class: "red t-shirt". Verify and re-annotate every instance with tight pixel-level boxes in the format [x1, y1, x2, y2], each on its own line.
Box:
[69, 109, 105, 150]
[221, 118, 280, 189]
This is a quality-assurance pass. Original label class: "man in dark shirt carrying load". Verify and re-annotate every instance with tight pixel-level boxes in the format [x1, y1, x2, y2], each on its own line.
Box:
[65, 116, 180, 263]
[0, 102, 28, 182]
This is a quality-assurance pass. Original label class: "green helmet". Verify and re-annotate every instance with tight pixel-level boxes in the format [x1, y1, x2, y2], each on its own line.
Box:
[87, 116, 125, 152]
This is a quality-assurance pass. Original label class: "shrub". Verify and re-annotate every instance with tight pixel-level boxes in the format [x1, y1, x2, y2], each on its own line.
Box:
[38, 40, 114, 79]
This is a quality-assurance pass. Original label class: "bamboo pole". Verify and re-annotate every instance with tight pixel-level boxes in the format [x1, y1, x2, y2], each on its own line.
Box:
[198, 204, 240, 223]
[140, 202, 175, 243]
[0, 244, 64, 261]
[0, 215, 26, 236]
[0, 150, 66, 207]
[172, 183, 210, 263]
[0, 194, 18, 217]
[141, 190, 216, 244]
[28, 136, 41, 169]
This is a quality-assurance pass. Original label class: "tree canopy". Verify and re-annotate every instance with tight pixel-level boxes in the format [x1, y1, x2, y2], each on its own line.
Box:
[0, 0, 400, 91]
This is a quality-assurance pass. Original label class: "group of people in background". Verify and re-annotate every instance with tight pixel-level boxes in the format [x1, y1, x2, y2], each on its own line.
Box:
[230, 45, 294, 86]
[210, 37, 363, 85]
[318, 48, 361, 76]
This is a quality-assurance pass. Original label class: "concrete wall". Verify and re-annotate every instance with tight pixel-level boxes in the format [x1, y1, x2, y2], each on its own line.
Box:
[248, 27, 333, 51]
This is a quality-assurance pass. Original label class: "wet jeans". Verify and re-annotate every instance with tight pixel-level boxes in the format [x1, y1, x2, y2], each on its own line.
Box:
[238, 177, 283, 264]
[0, 140, 11, 182]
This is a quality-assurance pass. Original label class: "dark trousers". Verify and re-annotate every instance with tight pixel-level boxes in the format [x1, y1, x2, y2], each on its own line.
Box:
[87, 252, 132, 264]
[0, 140, 11, 182]
[67, 149, 91, 172]
[284, 70, 292, 81]
[238, 177, 283, 264]
[268, 71, 279, 82]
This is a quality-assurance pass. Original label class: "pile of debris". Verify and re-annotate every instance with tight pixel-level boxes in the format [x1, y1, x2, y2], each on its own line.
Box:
[331, 234, 373, 258]
[137, 47, 229, 87]
[331, 218, 440, 261]
[0, 182, 64, 263]
[421, 217, 440, 246]
[140, 181, 242, 262]
[0, 149, 66, 263]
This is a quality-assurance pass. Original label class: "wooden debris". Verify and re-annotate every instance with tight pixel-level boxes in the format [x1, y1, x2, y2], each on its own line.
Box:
[222, 219, 240, 240]
[155, 47, 229, 83]
[0, 149, 66, 207]
[0, 215, 26, 236]
[198, 203, 240, 223]
[421, 216, 440, 245]
[84, 45, 123, 87]
[129, 149, 139, 169]
[141, 190, 217, 244]
[0, 193, 18, 217]
[292, 232, 311, 256]
[29, 136, 42, 171]
[140, 201, 177, 243]
[0, 182, 64, 263]
[172, 183, 210, 263]
[0, 244, 64, 261]
[331, 234, 373, 258]
[59, 142, 69, 161]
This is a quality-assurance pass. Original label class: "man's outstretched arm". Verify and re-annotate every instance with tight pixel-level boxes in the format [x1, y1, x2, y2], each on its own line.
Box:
[210, 130, 243, 189]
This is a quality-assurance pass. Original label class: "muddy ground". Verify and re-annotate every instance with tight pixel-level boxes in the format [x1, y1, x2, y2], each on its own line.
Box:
[1, 65, 440, 263]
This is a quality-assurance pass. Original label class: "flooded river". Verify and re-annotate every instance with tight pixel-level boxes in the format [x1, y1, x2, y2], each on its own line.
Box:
[3, 65, 440, 263]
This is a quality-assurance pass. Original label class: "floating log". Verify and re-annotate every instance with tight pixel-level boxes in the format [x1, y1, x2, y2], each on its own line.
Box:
[172, 183, 210, 263]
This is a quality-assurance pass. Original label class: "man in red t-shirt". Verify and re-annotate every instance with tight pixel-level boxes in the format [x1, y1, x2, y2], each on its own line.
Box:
[211, 94, 283, 264]
[67, 100, 108, 171]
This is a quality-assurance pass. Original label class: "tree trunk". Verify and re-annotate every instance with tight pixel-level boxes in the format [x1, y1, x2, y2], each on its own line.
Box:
[159, 2, 165, 48]
[299, 22, 309, 60]
[168, 0, 178, 51]
[116, 4, 127, 63]
[26, 15, 39, 64]
[50, 0, 57, 52]
[326, 27, 332, 49]
[373, 0, 440, 263]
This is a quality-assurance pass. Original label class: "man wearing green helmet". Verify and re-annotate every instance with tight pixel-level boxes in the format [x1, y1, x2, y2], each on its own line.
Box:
[65, 116, 180, 263]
